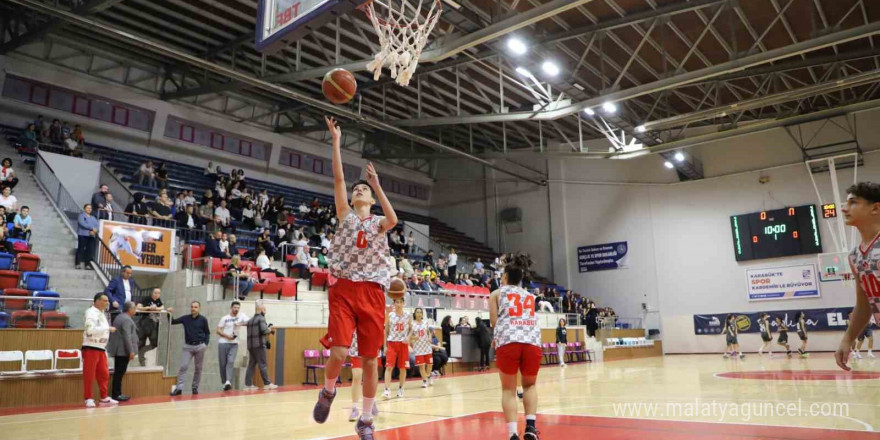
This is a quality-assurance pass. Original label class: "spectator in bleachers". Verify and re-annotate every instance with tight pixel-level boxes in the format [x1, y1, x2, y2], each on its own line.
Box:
[0, 158, 18, 190]
[137, 288, 171, 366]
[124, 192, 150, 225]
[72, 124, 85, 146]
[183, 190, 196, 206]
[175, 204, 197, 230]
[82, 292, 117, 408]
[229, 181, 243, 208]
[198, 199, 215, 225]
[256, 248, 284, 277]
[173, 192, 187, 213]
[318, 247, 329, 268]
[204, 161, 214, 177]
[134, 160, 157, 188]
[205, 230, 230, 259]
[308, 250, 319, 268]
[418, 276, 434, 293]
[447, 248, 458, 281]
[424, 250, 435, 268]
[76, 204, 98, 270]
[91, 184, 110, 213]
[474, 258, 484, 274]
[257, 226, 275, 256]
[155, 163, 168, 190]
[106, 265, 139, 318]
[13, 206, 31, 241]
[290, 239, 310, 278]
[215, 199, 232, 230]
[585, 302, 599, 338]
[228, 234, 240, 257]
[0, 186, 18, 221]
[215, 178, 227, 199]
[19, 123, 38, 150]
[34, 115, 45, 133]
[205, 215, 223, 235]
[49, 119, 63, 144]
[150, 192, 174, 227]
[408, 275, 420, 291]
[298, 201, 309, 215]
[245, 300, 277, 391]
[219, 233, 230, 255]
[400, 256, 414, 278]
[62, 121, 72, 138]
[63, 133, 81, 157]
[489, 272, 501, 291]
[226, 255, 255, 300]
[240, 201, 255, 229]
[99, 193, 115, 221]
[108, 301, 138, 402]
[0, 207, 10, 252]
[38, 121, 50, 144]
[170, 301, 210, 396]
[216, 301, 248, 391]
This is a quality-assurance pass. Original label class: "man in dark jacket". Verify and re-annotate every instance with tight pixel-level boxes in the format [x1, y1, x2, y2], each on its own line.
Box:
[91, 184, 110, 213]
[170, 301, 210, 396]
[107, 301, 138, 401]
[105, 266, 138, 319]
[245, 300, 277, 390]
[205, 230, 230, 259]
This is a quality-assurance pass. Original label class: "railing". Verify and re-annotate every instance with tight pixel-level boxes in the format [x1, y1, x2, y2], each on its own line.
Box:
[107, 211, 177, 229]
[94, 236, 125, 285]
[33, 151, 82, 232]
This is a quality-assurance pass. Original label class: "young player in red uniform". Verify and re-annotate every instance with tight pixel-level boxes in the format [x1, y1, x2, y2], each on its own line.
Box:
[313, 116, 397, 440]
[383, 297, 411, 398]
[489, 254, 541, 440]
[837, 182, 880, 371]
[411, 307, 435, 388]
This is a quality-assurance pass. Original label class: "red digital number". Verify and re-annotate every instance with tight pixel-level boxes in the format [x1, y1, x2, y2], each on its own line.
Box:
[356, 231, 368, 249]
[760, 211, 767, 220]
[507, 294, 536, 318]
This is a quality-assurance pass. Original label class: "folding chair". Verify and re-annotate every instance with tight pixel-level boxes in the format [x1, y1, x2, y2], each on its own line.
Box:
[55, 349, 83, 372]
[25, 350, 55, 373]
[303, 350, 326, 386]
[0, 350, 26, 375]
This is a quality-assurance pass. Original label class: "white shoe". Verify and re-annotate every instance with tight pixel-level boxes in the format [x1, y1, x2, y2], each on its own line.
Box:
[560, 363, 567, 368]
[428, 376, 434, 386]
[855, 353, 863, 359]
[264, 383, 278, 390]
[244, 385, 259, 391]
[868, 352, 875, 358]
[396, 388, 405, 398]
[382, 388, 391, 399]
[421, 381, 428, 388]
[349, 406, 360, 422]
[85, 399, 96, 408]
[99, 397, 118, 405]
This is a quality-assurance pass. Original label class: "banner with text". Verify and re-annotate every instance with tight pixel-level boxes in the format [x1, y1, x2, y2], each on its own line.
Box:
[577, 241, 629, 272]
[692, 307, 868, 335]
[99, 220, 175, 273]
[746, 264, 819, 301]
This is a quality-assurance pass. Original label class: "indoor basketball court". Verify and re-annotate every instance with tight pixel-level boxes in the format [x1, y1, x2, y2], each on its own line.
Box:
[0, 0, 879, 439]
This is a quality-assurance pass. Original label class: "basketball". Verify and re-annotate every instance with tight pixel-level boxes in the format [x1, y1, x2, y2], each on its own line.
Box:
[388, 278, 406, 300]
[322, 68, 357, 104]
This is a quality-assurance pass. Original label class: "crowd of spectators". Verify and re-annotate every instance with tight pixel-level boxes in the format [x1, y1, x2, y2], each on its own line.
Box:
[19, 115, 86, 157]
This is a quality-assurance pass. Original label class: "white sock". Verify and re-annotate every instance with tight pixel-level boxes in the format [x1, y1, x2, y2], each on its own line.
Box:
[361, 397, 375, 421]
[324, 378, 338, 393]
[352, 402, 359, 411]
[507, 422, 518, 436]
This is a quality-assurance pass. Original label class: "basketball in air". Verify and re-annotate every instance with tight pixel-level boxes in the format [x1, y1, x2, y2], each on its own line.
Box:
[322, 68, 357, 104]
[388, 278, 406, 300]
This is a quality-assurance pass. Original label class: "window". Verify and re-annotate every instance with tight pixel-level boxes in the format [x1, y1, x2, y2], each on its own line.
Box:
[312, 158, 324, 174]
[252, 144, 266, 160]
[73, 96, 90, 116]
[289, 152, 300, 168]
[30, 85, 48, 106]
[91, 100, 112, 122]
[194, 127, 210, 147]
[239, 140, 252, 156]
[112, 106, 129, 126]
[49, 89, 73, 112]
[2, 76, 31, 102]
[180, 125, 194, 142]
[211, 132, 224, 150]
[128, 109, 151, 131]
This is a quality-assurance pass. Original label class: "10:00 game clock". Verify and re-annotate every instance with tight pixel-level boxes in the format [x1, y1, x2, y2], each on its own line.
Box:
[729, 205, 822, 261]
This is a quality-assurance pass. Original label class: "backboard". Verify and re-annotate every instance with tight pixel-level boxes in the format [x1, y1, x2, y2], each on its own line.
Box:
[256, 0, 367, 54]
[818, 251, 853, 283]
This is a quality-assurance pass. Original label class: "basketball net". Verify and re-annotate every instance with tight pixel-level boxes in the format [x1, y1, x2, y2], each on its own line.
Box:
[807, 153, 858, 288]
[360, 0, 442, 87]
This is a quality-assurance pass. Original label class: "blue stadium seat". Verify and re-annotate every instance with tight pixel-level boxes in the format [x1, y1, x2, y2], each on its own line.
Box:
[0, 253, 14, 270]
[0, 311, 8, 328]
[32, 291, 60, 311]
[21, 272, 49, 291]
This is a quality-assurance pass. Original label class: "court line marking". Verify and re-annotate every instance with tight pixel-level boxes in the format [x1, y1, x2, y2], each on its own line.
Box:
[711, 371, 880, 381]
[304, 410, 494, 440]
[539, 406, 875, 433]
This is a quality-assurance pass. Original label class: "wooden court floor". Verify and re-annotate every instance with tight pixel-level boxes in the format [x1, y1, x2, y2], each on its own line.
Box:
[0, 353, 877, 440]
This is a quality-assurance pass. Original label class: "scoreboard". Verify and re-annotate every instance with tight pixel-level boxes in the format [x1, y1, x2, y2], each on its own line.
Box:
[730, 205, 822, 261]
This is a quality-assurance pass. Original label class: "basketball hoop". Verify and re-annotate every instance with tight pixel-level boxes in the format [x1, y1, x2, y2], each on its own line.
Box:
[359, 0, 442, 87]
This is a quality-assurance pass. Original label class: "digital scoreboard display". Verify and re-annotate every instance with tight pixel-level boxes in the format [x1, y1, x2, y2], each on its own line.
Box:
[730, 205, 822, 261]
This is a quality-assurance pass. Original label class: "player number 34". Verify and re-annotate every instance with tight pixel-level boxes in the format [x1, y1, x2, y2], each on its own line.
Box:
[507, 294, 536, 318]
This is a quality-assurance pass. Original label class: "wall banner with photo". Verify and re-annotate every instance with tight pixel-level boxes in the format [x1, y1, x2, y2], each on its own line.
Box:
[99, 220, 176, 273]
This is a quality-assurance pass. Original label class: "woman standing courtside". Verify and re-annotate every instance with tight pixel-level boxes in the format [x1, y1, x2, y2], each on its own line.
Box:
[556, 319, 568, 367]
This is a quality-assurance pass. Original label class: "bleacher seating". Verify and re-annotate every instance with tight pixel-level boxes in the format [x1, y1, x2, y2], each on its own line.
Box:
[22, 272, 49, 291]
[10, 310, 37, 328]
[16, 253, 40, 272]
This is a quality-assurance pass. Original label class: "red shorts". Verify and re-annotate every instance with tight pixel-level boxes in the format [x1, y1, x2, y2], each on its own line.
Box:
[321, 278, 386, 358]
[385, 341, 409, 369]
[414, 354, 433, 366]
[495, 343, 542, 376]
[348, 357, 362, 369]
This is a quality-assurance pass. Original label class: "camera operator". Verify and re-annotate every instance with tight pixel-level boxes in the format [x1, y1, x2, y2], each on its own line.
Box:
[245, 300, 278, 391]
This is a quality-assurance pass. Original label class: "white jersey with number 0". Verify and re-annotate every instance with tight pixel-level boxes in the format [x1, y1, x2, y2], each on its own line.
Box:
[849, 233, 880, 326]
[328, 211, 391, 289]
[387, 310, 410, 342]
[411, 321, 432, 356]
[493, 285, 541, 349]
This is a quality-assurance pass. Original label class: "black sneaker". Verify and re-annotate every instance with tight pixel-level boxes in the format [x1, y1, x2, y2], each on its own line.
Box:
[517, 390, 524, 399]
[524, 425, 540, 440]
[313, 388, 337, 424]
[192, 390, 198, 395]
[170, 388, 182, 396]
[355, 418, 374, 440]
[223, 383, 232, 391]
[509, 434, 521, 440]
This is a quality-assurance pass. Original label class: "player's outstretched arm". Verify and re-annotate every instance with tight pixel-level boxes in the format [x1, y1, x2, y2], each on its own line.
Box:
[326, 116, 350, 219]
[365, 162, 398, 232]
[837, 283, 871, 371]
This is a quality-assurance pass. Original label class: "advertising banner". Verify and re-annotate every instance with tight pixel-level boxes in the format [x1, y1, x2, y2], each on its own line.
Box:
[746, 264, 819, 301]
[693, 307, 864, 335]
[577, 241, 629, 272]
[99, 220, 175, 273]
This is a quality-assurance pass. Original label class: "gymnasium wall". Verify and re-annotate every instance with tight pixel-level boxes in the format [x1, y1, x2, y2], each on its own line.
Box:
[432, 110, 880, 353]
[0, 54, 431, 215]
